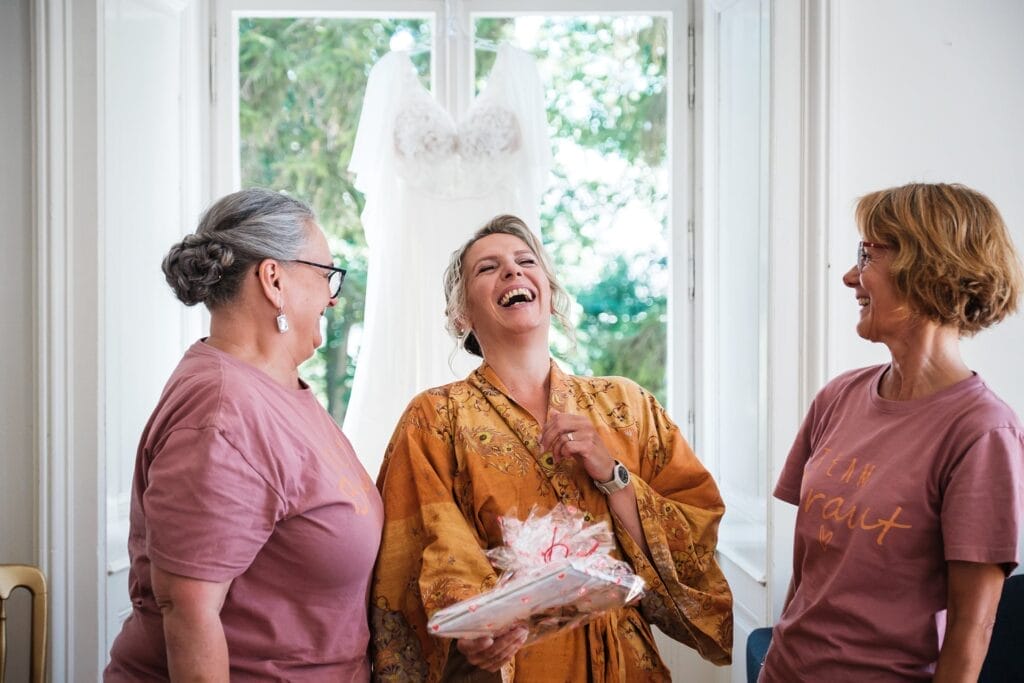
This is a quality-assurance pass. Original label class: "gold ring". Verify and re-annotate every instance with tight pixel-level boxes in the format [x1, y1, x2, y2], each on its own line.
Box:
[566, 432, 575, 442]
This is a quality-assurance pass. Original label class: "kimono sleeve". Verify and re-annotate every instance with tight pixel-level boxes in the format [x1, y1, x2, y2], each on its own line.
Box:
[610, 390, 733, 665]
[143, 427, 283, 582]
[371, 392, 498, 682]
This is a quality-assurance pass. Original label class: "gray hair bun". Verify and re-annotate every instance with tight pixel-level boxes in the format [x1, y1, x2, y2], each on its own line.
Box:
[162, 188, 314, 308]
[162, 233, 236, 306]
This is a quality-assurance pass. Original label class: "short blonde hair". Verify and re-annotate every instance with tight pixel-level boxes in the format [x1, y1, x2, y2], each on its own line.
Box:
[443, 215, 573, 357]
[856, 182, 1022, 335]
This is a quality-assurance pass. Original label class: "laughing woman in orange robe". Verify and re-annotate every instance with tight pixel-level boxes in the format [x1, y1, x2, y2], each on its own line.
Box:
[370, 215, 733, 682]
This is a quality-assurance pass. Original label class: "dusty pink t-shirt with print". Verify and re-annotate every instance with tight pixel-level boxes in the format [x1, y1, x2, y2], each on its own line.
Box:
[106, 341, 383, 682]
[761, 365, 1023, 682]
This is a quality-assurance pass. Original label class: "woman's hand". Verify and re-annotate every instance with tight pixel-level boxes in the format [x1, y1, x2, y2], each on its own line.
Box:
[456, 625, 530, 672]
[541, 412, 650, 558]
[540, 412, 616, 483]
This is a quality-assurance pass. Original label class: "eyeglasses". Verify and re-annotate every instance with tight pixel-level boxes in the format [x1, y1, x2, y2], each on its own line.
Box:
[291, 259, 347, 298]
[856, 241, 890, 272]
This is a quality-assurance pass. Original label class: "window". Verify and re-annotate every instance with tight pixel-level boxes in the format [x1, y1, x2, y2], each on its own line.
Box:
[474, 15, 671, 402]
[224, 2, 689, 432]
[237, 15, 434, 419]
[698, 0, 771, 580]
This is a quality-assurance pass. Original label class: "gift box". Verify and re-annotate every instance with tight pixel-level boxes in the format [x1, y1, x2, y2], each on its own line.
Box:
[427, 504, 645, 642]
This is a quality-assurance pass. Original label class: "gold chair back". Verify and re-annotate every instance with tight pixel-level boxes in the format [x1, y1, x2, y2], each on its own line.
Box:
[0, 565, 47, 683]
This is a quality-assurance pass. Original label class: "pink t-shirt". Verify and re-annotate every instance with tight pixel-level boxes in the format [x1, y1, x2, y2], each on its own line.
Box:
[105, 341, 383, 682]
[762, 365, 1023, 682]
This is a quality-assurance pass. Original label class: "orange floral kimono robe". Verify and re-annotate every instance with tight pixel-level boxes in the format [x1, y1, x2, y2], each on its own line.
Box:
[371, 361, 732, 682]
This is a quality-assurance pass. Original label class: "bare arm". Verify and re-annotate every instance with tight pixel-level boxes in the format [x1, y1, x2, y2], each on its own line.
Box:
[151, 563, 232, 683]
[932, 561, 1004, 683]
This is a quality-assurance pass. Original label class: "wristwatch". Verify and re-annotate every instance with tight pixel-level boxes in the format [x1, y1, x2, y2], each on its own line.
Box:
[593, 460, 631, 495]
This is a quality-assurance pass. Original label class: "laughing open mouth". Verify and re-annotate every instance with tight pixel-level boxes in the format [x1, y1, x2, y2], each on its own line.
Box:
[498, 288, 536, 307]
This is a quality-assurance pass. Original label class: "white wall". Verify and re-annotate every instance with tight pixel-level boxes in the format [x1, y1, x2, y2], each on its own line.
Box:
[0, 0, 36, 558]
[0, 0, 40, 679]
[829, 0, 1024, 375]
[826, 0, 1024, 567]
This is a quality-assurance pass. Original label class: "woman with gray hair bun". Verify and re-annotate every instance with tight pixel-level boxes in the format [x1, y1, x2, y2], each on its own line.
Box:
[105, 188, 383, 682]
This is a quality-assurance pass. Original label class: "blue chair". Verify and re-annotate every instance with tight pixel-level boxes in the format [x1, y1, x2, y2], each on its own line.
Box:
[746, 626, 773, 683]
[978, 574, 1024, 683]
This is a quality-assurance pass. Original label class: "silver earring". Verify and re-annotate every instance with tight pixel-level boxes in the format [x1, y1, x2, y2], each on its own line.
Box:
[276, 307, 289, 333]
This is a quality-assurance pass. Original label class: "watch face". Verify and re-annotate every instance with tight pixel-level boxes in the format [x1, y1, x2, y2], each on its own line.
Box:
[617, 465, 629, 484]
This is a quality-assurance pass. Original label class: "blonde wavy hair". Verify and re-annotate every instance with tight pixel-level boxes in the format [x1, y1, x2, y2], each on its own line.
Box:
[443, 214, 574, 357]
[856, 182, 1022, 335]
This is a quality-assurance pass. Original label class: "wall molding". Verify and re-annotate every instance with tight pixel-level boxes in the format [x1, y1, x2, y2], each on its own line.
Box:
[33, 1, 106, 679]
[33, 0, 68, 676]
[798, 0, 831, 409]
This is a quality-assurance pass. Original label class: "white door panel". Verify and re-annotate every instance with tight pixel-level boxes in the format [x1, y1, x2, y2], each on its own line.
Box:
[103, 0, 205, 660]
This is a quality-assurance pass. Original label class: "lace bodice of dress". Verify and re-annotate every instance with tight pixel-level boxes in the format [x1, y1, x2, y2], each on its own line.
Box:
[391, 52, 523, 198]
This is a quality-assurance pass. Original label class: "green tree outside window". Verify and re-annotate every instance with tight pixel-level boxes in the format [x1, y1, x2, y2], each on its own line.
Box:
[238, 15, 669, 421]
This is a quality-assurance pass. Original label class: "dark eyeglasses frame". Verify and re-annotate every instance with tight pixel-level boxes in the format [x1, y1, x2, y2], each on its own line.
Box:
[857, 241, 890, 272]
[291, 259, 347, 298]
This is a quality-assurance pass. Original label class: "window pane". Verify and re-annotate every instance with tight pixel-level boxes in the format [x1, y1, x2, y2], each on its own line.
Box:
[237, 17, 432, 422]
[711, 0, 769, 575]
[475, 16, 670, 404]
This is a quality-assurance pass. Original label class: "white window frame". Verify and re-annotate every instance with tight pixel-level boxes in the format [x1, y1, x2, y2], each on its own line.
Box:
[696, 0, 771, 585]
[211, 0, 694, 427]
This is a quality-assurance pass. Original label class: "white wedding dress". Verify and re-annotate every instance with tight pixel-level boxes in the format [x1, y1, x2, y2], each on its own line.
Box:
[345, 44, 551, 474]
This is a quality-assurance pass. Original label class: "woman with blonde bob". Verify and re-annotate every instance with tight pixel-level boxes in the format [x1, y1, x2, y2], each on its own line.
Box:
[371, 215, 733, 681]
[762, 183, 1024, 681]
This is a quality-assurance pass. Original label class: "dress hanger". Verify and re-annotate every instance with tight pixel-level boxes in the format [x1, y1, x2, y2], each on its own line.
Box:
[387, 0, 510, 56]
[443, 0, 503, 53]
[472, 37, 500, 53]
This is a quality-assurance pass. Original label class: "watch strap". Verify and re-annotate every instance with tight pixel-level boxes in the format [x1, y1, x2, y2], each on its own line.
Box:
[593, 460, 630, 495]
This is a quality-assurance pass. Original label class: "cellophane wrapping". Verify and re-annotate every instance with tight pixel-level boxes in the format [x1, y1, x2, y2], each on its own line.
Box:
[427, 503, 645, 644]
